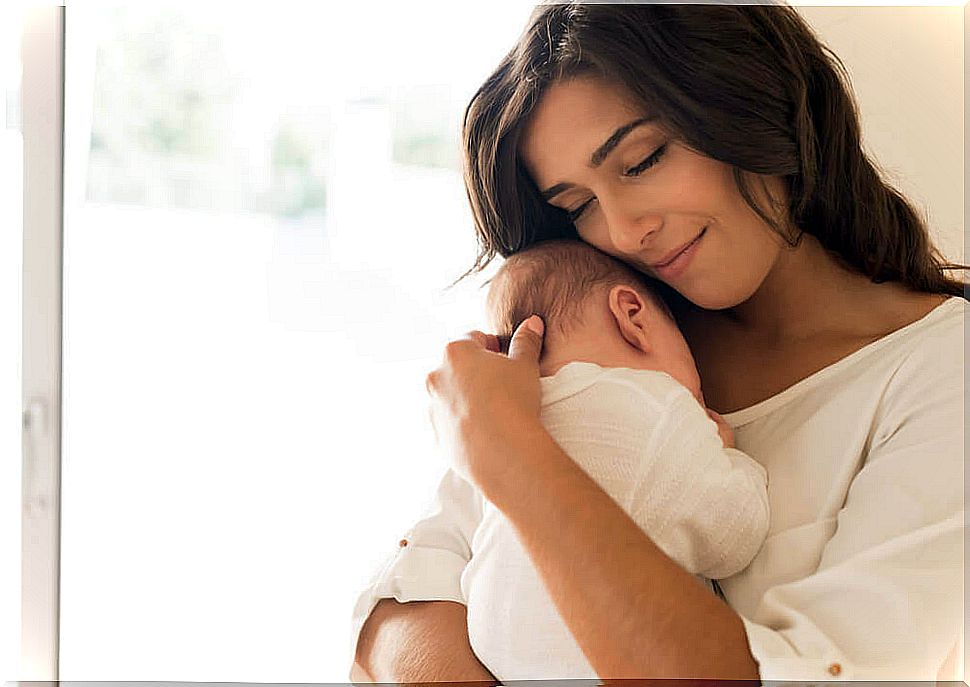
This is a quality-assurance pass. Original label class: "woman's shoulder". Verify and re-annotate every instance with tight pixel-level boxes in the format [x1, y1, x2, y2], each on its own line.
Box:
[879, 293, 965, 358]
[893, 295, 965, 370]
[717, 293, 963, 421]
[874, 288, 963, 335]
[822, 292, 964, 387]
[865, 295, 964, 423]
[858, 297, 965, 498]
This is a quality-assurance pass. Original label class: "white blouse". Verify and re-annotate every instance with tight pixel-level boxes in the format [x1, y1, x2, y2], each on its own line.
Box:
[350, 296, 966, 682]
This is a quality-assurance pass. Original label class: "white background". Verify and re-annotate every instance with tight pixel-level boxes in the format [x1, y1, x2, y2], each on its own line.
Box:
[2, 1, 965, 682]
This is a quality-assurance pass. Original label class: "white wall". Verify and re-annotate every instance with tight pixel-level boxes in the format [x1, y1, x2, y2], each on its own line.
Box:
[796, 5, 964, 263]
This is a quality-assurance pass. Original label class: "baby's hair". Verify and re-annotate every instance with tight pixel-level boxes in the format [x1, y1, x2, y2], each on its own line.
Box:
[486, 239, 672, 353]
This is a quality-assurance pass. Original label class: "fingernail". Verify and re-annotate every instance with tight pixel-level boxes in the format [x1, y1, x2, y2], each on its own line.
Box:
[525, 315, 544, 336]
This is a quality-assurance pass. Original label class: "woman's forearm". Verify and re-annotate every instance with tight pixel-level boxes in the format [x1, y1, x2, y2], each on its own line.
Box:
[473, 417, 761, 680]
[353, 598, 499, 684]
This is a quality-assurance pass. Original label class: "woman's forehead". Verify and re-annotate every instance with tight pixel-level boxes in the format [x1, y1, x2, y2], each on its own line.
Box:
[520, 76, 656, 182]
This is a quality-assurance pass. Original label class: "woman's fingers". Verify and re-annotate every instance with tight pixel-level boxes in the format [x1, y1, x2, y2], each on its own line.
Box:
[460, 330, 502, 353]
[424, 322, 544, 488]
[508, 315, 544, 362]
[483, 332, 501, 353]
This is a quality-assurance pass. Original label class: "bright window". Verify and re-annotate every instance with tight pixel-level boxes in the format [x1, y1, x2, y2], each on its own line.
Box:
[59, 3, 531, 680]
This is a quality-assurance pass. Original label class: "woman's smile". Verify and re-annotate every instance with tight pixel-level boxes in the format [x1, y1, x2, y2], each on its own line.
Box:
[649, 225, 708, 280]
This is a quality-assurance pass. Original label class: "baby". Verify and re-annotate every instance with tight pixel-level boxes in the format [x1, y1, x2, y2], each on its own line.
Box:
[459, 239, 769, 680]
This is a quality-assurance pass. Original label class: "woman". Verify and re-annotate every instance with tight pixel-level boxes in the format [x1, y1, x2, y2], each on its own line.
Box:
[351, 3, 966, 681]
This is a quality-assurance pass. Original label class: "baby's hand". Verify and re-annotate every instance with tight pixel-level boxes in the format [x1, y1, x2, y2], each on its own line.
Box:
[706, 408, 735, 449]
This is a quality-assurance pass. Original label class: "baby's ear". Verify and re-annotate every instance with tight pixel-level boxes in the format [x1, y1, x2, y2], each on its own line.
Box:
[608, 284, 652, 353]
[608, 284, 650, 322]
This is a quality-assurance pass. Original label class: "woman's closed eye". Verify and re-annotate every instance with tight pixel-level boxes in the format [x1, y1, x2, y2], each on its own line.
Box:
[564, 143, 669, 223]
[567, 198, 596, 222]
[624, 142, 668, 177]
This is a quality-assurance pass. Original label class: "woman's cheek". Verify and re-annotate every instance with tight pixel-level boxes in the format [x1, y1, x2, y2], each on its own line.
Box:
[576, 222, 621, 261]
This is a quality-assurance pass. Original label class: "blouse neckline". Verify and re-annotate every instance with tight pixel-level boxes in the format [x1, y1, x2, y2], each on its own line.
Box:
[720, 296, 963, 427]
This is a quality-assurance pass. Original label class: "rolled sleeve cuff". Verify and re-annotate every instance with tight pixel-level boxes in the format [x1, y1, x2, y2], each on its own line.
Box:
[348, 543, 470, 669]
[741, 617, 852, 683]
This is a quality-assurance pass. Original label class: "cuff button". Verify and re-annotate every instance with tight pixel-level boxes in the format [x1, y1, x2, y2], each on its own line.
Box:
[398, 538, 409, 548]
[827, 663, 842, 676]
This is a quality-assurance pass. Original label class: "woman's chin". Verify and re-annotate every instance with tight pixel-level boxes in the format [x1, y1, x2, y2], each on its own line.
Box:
[673, 285, 742, 311]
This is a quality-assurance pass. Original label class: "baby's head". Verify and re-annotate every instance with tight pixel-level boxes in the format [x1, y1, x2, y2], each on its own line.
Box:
[486, 240, 702, 401]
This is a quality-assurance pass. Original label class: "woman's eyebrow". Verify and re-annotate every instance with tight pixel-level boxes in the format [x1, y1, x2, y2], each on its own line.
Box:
[590, 116, 655, 166]
[540, 116, 656, 201]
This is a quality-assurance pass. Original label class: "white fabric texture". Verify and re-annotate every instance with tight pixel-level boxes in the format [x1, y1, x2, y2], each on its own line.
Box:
[349, 296, 966, 682]
[460, 363, 769, 679]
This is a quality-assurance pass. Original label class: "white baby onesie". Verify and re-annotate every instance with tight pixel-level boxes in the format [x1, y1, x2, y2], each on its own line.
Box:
[459, 361, 770, 680]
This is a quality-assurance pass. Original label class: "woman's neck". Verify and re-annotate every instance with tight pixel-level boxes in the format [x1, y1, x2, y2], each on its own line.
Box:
[721, 233, 886, 345]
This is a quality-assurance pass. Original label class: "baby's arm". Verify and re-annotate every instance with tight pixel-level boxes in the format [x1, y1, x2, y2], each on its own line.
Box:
[544, 375, 767, 581]
[628, 388, 768, 579]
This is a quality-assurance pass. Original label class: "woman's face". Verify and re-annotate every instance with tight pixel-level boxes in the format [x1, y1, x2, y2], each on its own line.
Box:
[519, 75, 790, 310]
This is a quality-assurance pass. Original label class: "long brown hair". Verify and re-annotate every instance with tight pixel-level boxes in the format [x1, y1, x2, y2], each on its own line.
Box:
[457, 2, 967, 299]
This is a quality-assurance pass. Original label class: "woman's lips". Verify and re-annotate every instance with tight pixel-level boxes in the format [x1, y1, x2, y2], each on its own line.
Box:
[651, 226, 707, 279]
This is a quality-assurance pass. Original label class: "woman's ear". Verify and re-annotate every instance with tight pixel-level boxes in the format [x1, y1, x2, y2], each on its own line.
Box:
[608, 284, 652, 354]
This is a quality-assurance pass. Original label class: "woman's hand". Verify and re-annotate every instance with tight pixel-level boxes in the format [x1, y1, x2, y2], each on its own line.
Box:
[426, 315, 545, 489]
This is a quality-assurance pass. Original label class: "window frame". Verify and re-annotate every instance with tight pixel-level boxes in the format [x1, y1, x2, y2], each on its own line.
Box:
[21, 5, 65, 680]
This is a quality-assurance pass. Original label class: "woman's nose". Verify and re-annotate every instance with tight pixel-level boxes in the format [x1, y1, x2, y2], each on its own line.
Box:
[606, 207, 664, 254]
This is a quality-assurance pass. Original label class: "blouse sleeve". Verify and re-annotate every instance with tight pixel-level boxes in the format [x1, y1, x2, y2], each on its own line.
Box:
[739, 328, 965, 681]
[348, 467, 484, 668]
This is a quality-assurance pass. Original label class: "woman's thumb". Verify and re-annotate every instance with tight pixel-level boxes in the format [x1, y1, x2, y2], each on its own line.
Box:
[508, 315, 544, 362]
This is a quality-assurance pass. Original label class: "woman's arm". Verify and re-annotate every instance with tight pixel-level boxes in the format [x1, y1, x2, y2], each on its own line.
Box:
[477, 414, 761, 679]
[354, 599, 498, 683]
[426, 320, 761, 679]
[348, 469, 494, 681]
